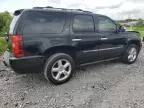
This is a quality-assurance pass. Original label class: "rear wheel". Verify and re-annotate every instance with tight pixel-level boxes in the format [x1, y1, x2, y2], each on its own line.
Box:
[44, 53, 75, 85]
[122, 44, 139, 64]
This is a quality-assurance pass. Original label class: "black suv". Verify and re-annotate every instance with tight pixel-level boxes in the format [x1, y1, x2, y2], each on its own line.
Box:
[3, 7, 142, 84]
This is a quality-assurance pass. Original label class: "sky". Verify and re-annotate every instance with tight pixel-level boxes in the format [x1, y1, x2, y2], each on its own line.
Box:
[0, 0, 144, 20]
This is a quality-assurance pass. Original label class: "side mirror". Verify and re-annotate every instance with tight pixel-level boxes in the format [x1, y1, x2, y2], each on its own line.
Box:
[118, 25, 126, 32]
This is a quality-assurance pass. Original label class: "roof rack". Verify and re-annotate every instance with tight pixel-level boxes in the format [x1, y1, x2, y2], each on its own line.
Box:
[33, 6, 93, 13]
[33, 6, 53, 9]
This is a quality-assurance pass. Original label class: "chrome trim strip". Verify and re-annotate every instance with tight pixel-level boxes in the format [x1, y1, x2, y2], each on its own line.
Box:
[72, 39, 82, 41]
[80, 57, 119, 66]
[83, 49, 99, 53]
[101, 38, 108, 40]
[83, 46, 123, 53]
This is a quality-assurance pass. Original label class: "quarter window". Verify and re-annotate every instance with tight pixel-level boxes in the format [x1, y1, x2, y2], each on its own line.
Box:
[73, 15, 94, 33]
[23, 11, 66, 34]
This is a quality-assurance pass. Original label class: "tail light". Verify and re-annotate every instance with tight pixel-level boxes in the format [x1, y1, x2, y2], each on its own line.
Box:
[11, 35, 24, 57]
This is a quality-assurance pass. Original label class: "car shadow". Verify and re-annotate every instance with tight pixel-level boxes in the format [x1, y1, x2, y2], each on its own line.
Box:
[14, 59, 121, 86]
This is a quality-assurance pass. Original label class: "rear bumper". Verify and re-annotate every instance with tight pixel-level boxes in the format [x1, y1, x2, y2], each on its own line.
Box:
[3, 52, 44, 73]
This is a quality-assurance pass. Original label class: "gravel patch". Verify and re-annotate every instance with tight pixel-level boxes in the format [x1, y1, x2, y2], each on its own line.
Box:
[0, 45, 144, 108]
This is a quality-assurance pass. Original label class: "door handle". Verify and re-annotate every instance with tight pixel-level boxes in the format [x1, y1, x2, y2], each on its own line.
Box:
[72, 39, 82, 42]
[101, 38, 108, 40]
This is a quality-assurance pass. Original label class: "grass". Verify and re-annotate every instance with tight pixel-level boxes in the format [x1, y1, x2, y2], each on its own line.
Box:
[0, 37, 7, 55]
[128, 26, 144, 40]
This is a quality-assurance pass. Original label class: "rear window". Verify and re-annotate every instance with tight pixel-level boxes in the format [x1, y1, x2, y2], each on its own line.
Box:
[9, 15, 20, 34]
[22, 11, 66, 34]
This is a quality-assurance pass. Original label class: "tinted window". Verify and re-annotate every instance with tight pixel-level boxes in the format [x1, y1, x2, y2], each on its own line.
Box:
[9, 15, 20, 34]
[73, 15, 94, 33]
[23, 11, 66, 34]
[97, 16, 116, 32]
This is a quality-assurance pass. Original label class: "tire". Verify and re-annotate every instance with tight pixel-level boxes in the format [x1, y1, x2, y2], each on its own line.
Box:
[44, 53, 75, 85]
[122, 44, 139, 64]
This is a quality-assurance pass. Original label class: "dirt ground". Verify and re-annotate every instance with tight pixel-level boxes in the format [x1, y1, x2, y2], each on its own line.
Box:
[0, 45, 144, 108]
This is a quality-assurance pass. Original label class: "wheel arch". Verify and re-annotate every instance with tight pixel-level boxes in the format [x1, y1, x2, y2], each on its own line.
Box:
[127, 39, 141, 51]
[43, 45, 77, 60]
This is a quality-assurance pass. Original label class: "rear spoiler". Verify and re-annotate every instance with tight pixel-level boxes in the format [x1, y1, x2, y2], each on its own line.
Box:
[14, 9, 24, 16]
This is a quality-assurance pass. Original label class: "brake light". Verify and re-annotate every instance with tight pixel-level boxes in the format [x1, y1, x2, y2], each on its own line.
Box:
[11, 35, 24, 57]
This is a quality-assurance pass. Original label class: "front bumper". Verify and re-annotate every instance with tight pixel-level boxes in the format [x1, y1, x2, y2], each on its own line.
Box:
[3, 52, 44, 73]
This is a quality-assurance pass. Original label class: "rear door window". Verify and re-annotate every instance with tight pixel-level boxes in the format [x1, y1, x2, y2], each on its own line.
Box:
[22, 11, 66, 34]
[73, 15, 94, 33]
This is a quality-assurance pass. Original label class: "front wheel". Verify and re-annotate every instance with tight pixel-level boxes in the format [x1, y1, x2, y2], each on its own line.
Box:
[43, 53, 75, 85]
[122, 44, 139, 64]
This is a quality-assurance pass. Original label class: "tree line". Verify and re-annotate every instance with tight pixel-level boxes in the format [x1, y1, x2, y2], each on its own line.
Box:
[0, 11, 12, 37]
[135, 19, 144, 27]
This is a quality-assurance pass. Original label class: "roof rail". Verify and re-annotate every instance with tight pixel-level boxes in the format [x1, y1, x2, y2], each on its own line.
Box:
[32, 6, 93, 13]
[76, 9, 93, 13]
[33, 6, 53, 9]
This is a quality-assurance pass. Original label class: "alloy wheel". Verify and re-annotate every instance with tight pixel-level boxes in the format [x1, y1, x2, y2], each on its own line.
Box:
[51, 59, 72, 81]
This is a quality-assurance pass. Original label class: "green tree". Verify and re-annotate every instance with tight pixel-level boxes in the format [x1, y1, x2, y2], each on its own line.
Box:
[135, 19, 144, 27]
[0, 11, 12, 37]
